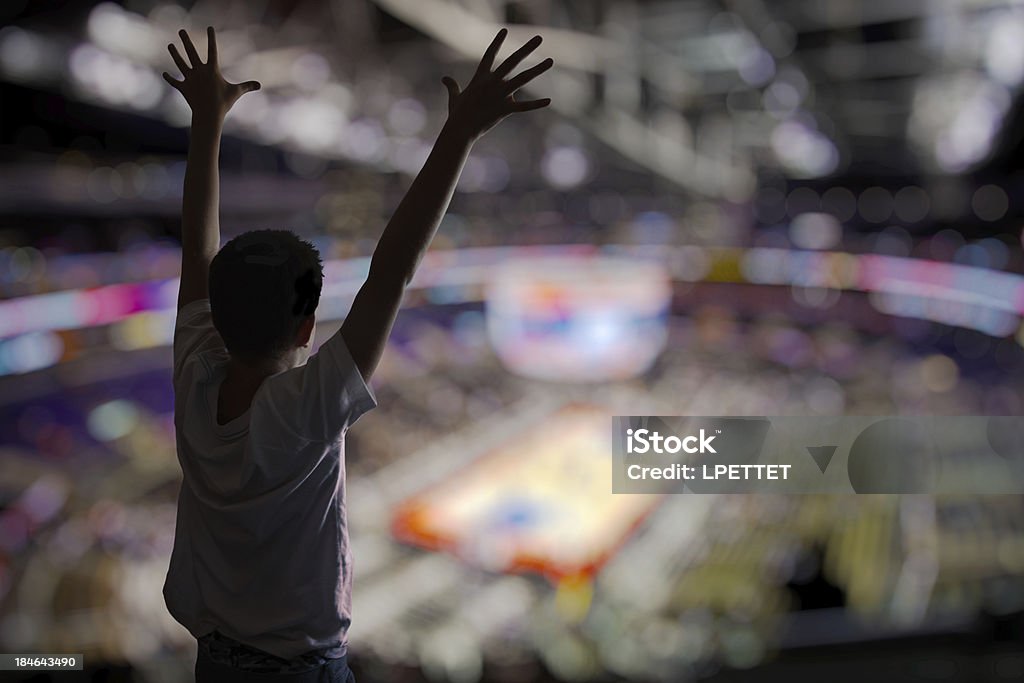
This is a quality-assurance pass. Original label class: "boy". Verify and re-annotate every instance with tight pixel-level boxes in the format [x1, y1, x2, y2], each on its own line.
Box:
[161, 26, 552, 682]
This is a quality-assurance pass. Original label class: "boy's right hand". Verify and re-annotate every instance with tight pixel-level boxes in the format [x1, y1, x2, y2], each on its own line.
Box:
[442, 29, 553, 140]
[163, 27, 261, 124]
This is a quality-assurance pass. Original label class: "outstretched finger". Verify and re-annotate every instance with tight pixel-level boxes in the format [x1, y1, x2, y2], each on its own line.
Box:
[179, 29, 202, 67]
[505, 57, 553, 93]
[509, 97, 551, 113]
[168, 43, 190, 75]
[162, 72, 184, 91]
[441, 76, 460, 114]
[206, 26, 218, 66]
[233, 80, 261, 94]
[475, 28, 507, 78]
[493, 35, 542, 79]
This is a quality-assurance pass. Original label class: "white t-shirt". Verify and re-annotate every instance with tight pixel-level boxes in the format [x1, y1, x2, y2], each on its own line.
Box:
[163, 299, 376, 660]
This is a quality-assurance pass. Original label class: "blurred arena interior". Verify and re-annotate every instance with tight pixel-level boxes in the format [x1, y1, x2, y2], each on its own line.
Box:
[2, 0, 1024, 681]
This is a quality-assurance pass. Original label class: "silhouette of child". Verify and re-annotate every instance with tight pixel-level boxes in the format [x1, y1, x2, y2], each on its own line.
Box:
[160, 25, 552, 682]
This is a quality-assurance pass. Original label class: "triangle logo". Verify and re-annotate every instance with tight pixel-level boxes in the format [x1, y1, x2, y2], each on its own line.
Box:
[806, 445, 837, 473]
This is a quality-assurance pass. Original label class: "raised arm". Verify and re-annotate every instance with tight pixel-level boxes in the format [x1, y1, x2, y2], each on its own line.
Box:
[163, 27, 260, 311]
[341, 29, 553, 380]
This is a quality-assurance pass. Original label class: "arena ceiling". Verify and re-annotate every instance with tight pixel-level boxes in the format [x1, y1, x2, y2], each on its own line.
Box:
[3, 0, 1024, 199]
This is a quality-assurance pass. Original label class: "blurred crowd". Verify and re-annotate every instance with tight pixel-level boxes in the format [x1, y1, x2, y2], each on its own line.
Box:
[2, 301, 1024, 680]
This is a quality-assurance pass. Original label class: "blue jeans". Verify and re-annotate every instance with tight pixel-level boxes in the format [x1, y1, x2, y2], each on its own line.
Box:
[195, 633, 355, 683]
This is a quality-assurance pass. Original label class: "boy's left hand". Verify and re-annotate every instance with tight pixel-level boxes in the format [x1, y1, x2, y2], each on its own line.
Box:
[163, 27, 260, 123]
[441, 29, 553, 141]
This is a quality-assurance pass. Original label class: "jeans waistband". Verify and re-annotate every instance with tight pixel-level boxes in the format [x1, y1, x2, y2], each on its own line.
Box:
[198, 631, 340, 674]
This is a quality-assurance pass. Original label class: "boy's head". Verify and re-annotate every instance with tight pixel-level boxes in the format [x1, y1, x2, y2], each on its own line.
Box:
[209, 229, 324, 369]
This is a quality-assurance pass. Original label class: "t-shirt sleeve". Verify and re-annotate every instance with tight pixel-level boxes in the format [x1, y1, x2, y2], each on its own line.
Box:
[259, 330, 377, 442]
[173, 299, 225, 386]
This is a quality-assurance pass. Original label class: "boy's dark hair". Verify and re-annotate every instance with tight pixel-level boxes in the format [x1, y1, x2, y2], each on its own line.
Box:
[209, 229, 324, 363]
